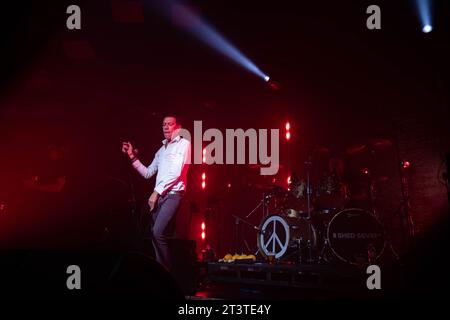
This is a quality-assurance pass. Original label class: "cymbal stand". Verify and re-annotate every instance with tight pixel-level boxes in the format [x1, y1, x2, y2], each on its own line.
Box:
[231, 191, 272, 256]
[366, 169, 378, 219]
[305, 157, 314, 263]
[318, 238, 330, 264]
[245, 191, 271, 219]
[366, 152, 401, 264]
[232, 214, 262, 255]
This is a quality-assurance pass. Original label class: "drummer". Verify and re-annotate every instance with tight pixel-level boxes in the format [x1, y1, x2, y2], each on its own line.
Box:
[315, 154, 349, 211]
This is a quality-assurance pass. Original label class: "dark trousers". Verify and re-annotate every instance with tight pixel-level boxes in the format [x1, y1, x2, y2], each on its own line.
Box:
[151, 193, 183, 271]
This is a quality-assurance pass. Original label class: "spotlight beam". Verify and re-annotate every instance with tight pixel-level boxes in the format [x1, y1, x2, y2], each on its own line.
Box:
[154, 1, 269, 81]
[414, 0, 433, 32]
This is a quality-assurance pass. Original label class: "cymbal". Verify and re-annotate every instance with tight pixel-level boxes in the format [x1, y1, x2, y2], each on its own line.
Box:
[249, 183, 287, 194]
[349, 175, 390, 184]
[346, 138, 393, 156]
[346, 143, 367, 156]
[373, 176, 390, 184]
[268, 184, 288, 193]
[312, 145, 331, 156]
[369, 138, 393, 150]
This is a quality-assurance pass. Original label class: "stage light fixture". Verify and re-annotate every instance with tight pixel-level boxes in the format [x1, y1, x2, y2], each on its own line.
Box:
[402, 161, 411, 169]
[286, 132, 291, 141]
[422, 25, 432, 33]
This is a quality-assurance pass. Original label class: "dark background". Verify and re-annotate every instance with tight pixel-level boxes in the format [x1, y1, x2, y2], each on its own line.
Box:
[0, 0, 448, 262]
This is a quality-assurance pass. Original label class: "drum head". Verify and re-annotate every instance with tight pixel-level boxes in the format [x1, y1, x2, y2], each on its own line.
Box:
[327, 208, 385, 264]
[257, 215, 316, 260]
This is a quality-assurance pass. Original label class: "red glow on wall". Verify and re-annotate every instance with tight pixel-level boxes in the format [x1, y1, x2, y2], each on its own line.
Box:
[285, 121, 291, 141]
[111, 0, 145, 23]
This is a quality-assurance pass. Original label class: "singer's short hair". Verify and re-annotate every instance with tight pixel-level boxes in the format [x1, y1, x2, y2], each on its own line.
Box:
[163, 115, 182, 127]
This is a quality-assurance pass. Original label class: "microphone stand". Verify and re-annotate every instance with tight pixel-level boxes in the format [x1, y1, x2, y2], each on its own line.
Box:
[123, 150, 140, 250]
[128, 164, 140, 246]
[305, 157, 314, 263]
[232, 214, 262, 254]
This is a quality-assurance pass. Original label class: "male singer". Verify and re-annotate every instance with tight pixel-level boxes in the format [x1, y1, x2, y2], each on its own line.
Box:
[122, 116, 190, 270]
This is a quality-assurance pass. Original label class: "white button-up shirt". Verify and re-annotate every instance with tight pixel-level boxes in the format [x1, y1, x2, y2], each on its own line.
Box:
[132, 135, 190, 195]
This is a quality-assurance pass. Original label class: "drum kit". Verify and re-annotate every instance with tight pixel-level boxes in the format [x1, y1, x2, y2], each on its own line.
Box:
[244, 139, 401, 266]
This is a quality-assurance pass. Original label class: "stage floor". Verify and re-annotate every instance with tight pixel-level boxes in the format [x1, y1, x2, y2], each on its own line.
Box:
[191, 261, 384, 300]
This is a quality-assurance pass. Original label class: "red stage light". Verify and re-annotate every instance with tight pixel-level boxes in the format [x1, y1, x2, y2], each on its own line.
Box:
[286, 132, 291, 140]
[285, 122, 290, 131]
[227, 183, 231, 188]
[272, 178, 276, 183]
[202, 172, 206, 180]
[287, 176, 291, 185]
[201, 181, 206, 189]
[402, 161, 411, 169]
[201, 222, 205, 231]
[201, 231, 206, 240]
[363, 168, 369, 175]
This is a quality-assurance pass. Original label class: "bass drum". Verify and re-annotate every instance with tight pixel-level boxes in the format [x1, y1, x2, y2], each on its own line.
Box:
[257, 214, 317, 260]
[326, 208, 385, 265]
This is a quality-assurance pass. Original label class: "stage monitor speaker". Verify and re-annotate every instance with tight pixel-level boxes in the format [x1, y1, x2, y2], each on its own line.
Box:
[169, 238, 199, 296]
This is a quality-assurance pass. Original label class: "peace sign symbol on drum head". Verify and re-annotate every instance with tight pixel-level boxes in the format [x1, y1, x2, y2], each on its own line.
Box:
[258, 215, 290, 259]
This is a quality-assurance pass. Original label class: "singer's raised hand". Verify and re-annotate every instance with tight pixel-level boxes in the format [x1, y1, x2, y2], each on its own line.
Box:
[121, 141, 134, 158]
